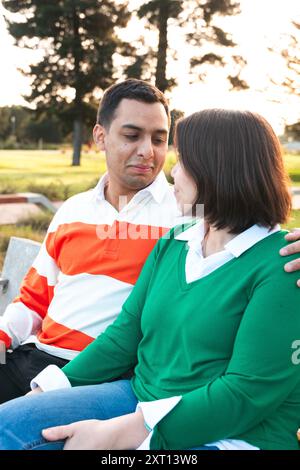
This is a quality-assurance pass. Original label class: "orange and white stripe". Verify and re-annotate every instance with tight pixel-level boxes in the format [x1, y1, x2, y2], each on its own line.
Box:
[0, 172, 179, 359]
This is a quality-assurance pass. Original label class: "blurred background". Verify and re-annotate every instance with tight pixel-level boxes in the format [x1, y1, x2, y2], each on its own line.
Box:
[0, 0, 300, 267]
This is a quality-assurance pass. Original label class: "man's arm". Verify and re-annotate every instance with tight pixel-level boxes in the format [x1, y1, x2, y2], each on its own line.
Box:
[280, 229, 300, 287]
[0, 209, 62, 350]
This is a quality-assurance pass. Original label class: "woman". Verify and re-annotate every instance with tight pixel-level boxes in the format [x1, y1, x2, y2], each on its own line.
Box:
[0, 109, 299, 450]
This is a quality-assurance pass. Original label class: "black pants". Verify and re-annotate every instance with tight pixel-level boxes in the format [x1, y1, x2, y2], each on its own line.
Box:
[0, 344, 68, 405]
[0, 344, 134, 405]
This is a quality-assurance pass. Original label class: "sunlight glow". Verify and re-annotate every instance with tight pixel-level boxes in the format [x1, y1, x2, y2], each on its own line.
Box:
[1, 0, 300, 133]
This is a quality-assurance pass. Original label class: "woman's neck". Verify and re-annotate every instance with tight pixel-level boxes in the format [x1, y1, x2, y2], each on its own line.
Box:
[202, 222, 237, 258]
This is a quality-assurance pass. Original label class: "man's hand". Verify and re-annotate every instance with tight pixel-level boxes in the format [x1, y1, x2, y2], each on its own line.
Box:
[26, 386, 43, 396]
[42, 410, 149, 450]
[280, 229, 300, 287]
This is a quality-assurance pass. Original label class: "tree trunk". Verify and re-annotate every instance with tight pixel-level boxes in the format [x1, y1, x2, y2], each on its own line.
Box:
[155, 2, 169, 92]
[72, 118, 82, 166]
[71, 0, 83, 167]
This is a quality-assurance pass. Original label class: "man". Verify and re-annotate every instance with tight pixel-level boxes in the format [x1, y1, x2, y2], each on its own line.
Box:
[0, 79, 179, 403]
[0, 79, 300, 404]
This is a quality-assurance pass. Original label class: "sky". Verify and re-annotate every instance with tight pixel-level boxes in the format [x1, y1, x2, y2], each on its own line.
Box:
[0, 0, 300, 134]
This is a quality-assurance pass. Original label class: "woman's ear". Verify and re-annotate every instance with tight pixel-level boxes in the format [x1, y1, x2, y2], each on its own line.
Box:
[93, 124, 106, 151]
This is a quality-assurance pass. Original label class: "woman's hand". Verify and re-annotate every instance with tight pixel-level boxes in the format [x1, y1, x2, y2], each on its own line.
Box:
[42, 409, 150, 450]
[43, 419, 118, 450]
[280, 229, 300, 287]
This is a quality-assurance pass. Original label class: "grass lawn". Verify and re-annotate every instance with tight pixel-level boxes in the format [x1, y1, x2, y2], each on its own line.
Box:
[285, 153, 300, 186]
[286, 210, 300, 230]
[0, 149, 107, 199]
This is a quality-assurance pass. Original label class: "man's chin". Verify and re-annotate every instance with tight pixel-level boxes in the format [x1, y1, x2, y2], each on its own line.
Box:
[124, 174, 156, 190]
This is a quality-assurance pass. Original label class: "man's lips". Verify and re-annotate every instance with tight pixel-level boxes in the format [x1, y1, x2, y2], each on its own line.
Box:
[127, 164, 153, 173]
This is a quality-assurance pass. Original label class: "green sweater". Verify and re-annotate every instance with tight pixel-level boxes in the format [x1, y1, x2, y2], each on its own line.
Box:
[62, 226, 300, 450]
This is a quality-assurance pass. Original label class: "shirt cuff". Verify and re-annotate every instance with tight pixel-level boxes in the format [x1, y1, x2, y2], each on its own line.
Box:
[136, 395, 182, 450]
[30, 364, 72, 392]
[0, 331, 11, 349]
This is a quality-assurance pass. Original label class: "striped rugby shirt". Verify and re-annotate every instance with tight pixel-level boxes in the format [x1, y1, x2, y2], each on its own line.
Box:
[0, 171, 178, 360]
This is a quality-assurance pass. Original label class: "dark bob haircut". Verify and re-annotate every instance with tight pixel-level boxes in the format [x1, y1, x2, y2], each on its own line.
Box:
[97, 78, 170, 129]
[175, 109, 291, 233]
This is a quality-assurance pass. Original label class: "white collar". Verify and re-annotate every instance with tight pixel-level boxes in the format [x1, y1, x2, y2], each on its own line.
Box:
[92, 173, 109, 201]
[175, 220, 281, 257]
[92, 171, 171, 204]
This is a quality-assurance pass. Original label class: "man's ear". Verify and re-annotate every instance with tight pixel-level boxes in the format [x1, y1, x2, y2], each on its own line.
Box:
[93, 124, 106, 151]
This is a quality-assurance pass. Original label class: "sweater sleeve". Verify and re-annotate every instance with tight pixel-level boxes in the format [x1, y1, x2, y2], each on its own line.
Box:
[61, 237, 162, 386]
[150, 267, 300, 450]
[0, 210, 61, 349]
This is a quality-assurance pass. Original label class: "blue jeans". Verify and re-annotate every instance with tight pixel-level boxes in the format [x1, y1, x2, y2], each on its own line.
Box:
[0, 380, 138, 450]
[0, 380, 218, 450]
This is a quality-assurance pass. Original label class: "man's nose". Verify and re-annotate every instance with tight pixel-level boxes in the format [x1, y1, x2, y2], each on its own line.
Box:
[137, 138, 154, 159]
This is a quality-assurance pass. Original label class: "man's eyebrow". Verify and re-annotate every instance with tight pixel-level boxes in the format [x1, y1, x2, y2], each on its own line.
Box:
[122, 124, 142, 131]
[121, 124, 168, 134]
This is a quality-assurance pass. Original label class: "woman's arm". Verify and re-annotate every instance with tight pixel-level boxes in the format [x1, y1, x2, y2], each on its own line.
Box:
[60, 237, 163, 386]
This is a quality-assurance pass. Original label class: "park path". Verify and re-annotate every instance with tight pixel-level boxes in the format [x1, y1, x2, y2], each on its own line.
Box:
[0, 201, 63, 225]
[0, 189, 300, 226]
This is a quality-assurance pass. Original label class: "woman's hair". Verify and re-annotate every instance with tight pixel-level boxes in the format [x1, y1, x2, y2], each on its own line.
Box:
[175, 109, 291, 233]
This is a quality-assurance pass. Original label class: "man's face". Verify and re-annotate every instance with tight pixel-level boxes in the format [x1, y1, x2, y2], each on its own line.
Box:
[93, 98, 169, 194]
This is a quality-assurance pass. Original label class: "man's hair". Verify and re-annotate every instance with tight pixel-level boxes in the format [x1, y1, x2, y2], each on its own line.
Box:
[175, 109, 291, 233]
[97, 78, 170, 128]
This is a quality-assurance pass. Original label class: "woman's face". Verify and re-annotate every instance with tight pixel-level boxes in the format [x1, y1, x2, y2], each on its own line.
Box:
[171, 162, 198, 213]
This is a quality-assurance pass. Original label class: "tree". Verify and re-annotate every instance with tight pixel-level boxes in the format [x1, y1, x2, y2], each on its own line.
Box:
[278, 21, 300, 98]
[25, 116, 63, 144]
[187, 0, 247, 90]
[0, 106, 67, 146]
[3, 0, 131, 165]
[131, 0, 247, 93]
[285, 121, 300, 141]
[136, 0, 182, 92]
[267, 20, 300, 100]
[168, 108, 185, 146]
[0, 107, 15, 141]
[0, 106, 32, 143]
